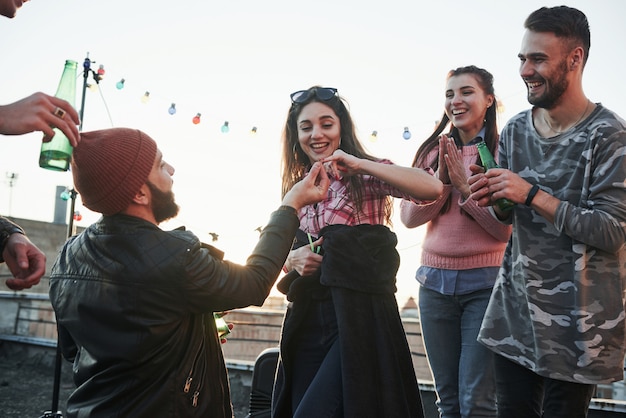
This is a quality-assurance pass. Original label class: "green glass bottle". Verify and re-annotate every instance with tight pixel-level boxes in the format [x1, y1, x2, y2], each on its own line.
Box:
[214, 312, 231, 339]
[476, 140, 516, 212]
[39, 60, 78, 171]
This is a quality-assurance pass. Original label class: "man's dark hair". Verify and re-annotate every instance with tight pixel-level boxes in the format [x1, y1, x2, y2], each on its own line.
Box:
[525, 6, 591, 65]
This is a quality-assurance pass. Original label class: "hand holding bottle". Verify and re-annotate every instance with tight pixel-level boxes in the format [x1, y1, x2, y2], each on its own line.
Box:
[39, 60, 80, 171]
[469, 163, 524, 220]
[0, 92, 80, 146]
[475, 141, 516, 211]
[214, 312, 234, 343]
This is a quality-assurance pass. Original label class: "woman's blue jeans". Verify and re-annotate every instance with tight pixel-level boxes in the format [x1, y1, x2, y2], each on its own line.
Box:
[418, 286, 497, 418]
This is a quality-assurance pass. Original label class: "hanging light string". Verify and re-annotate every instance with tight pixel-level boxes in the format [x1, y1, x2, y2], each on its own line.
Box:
[77, 56, 502, 140]
[98, 75, 259, 135]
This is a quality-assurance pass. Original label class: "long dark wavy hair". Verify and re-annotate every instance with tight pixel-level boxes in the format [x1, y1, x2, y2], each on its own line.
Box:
[280, 86, 393, 224]
[411, 65, 499, 213]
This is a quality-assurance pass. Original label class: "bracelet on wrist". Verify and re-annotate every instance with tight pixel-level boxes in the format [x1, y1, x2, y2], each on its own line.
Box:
[525, 184, 540, 206]
[277, 205, 297, 216]
[0, 230, 20, 262]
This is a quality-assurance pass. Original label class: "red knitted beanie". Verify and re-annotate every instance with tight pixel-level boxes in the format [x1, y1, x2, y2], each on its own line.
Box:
[71, 128, 157, 216]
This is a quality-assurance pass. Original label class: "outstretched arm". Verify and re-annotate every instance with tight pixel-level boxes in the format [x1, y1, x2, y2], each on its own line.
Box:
[323, 149, 443, 201]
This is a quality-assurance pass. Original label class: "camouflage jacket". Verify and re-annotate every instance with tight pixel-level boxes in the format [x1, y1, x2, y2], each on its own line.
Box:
[478, 104, 626, 384]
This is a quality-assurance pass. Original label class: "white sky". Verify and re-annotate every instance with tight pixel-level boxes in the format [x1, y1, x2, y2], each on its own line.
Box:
[1, 0, 624, 305]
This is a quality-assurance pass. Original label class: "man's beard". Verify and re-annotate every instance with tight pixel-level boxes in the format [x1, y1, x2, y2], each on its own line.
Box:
[147, 181, 179, 224]
[527, 59, 570, 109]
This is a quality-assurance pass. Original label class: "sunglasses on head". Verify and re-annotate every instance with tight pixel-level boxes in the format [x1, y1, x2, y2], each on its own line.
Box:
[290, 87, 338, 104]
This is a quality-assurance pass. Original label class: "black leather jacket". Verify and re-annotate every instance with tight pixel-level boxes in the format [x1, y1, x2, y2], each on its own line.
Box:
[0, 216, 24, 263]
[49, 209, 298, 418]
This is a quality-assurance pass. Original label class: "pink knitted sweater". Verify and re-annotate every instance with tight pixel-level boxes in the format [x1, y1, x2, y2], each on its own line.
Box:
[400, 144, 511, 270]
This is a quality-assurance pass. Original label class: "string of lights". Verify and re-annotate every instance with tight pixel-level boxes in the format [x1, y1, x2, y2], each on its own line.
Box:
[77, 53, 425, 142]
[71, 53, 522, 147]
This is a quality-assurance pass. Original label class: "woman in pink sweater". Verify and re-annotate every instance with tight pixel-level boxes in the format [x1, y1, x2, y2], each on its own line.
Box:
[400, 65, 511, 418]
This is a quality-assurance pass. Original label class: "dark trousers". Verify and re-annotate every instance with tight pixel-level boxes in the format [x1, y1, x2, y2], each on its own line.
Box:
[494, 354, 596, 418]
[290, 297, 343, 418]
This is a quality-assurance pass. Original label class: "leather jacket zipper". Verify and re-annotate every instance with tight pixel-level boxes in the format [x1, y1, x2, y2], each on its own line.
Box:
[183, 339, 207, 407]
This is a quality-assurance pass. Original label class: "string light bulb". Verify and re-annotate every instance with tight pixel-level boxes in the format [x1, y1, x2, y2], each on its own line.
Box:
[250, 126, 257, 134]
[73, 211, 82, 221]
[60, 188, 71, 201]
[168, 103, 176, 115]
[402, 127, 411, 140]
[370, 130, 378, 142]
[141, 91, 150, 104]
[96, 64, 105, 82]
[221, 121, 229, 133]
[192, 113, 201, 124]
[116, 78, 125, 90]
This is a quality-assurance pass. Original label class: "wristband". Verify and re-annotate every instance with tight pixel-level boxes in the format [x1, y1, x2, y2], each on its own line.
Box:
[277, 205, 297, 216]
[525, 184, 540, 206]
[0, 220, 24, 262]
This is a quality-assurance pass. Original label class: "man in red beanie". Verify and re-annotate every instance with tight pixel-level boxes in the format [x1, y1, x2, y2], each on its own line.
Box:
[48, 127, 329, 418]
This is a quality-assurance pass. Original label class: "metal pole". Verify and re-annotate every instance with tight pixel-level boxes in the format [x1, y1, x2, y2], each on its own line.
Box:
[40, 55, 89, 418]
[79, 54, 90, 131]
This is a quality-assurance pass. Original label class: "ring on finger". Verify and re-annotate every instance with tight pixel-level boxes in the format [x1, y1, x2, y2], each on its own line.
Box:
[53, 107, 66, 119]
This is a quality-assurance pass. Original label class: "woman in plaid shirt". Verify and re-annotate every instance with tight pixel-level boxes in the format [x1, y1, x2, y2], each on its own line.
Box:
[272, 86, 442, 418]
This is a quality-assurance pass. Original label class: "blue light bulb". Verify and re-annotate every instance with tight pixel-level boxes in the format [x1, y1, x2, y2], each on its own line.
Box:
[403, 127, 411, 140]
[60, 190, 71, 201]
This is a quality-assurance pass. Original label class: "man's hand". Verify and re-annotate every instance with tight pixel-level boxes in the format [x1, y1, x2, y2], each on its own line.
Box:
[3, 233, 46, 291]
[0, 92, 81, 146]
[281, 162, 330, 211]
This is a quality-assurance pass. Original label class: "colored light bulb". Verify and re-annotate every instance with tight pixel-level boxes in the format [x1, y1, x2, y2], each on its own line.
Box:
[250, 126, 257, 134]
[370, 130, 378, 142]
[221, 121, 229, 133]
[403, 127, 411, 140]
[116, 78, 125, 90]
[192, 113, 201, 124]
[141, 91, 150, 103]
[82, 56, 91, 71]
[168, 103, 176, 115]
